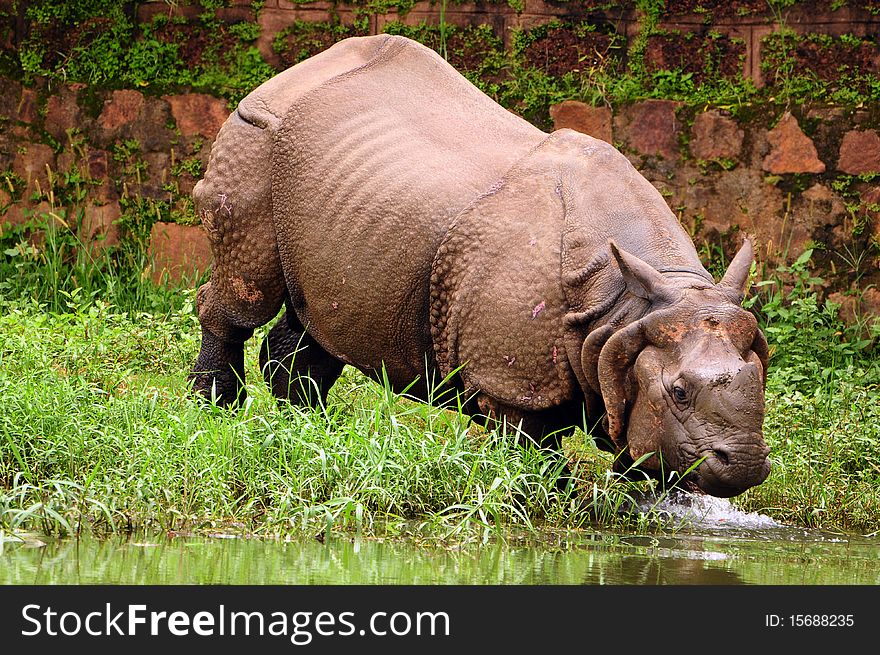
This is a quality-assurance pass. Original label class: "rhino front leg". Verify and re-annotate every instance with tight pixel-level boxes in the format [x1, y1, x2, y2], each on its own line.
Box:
[259, 307, 344, 407]
[474, 394, 580, 451]
[474, 393, 584, 492]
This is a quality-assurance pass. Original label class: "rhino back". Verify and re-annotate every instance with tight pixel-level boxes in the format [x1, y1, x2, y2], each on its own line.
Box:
[266, 35, 545, 388]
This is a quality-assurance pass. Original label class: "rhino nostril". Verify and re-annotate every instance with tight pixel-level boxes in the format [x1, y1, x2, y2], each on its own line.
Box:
[712, 447, 730, 466]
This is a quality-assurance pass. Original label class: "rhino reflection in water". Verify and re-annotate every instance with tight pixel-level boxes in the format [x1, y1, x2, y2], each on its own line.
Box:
[188, 34, 771, 498]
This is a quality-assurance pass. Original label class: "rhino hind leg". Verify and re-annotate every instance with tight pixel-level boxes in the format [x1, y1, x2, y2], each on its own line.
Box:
[188, 111, 289, 407]
[190, 282, 254, 407]
[259, 308, 344, 407]
[188, 232, 287, 408]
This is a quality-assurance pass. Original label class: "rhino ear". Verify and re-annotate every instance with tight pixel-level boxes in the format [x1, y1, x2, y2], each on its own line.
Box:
[718, 237, 755, 304]
[596, 306, 681, 450]
[609, 241, 676, 303]
[750, 326, 770, 388]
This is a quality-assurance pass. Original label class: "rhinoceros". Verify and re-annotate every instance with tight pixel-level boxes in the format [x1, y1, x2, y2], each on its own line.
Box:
[189, 34, 771, 497]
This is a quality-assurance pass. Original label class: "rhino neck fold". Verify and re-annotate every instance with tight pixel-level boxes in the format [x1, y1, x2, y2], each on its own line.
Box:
[565, 262, 718, 409]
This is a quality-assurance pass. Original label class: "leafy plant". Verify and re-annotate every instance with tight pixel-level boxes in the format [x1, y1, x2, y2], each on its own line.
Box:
[747, 248, 877, 389]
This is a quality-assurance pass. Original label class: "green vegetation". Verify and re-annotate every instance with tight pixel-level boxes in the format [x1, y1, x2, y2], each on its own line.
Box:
[761, 29, 880, 107]
[383, 21, 507, 96]
[496, 20, 626, 126]
[273, 19, 368, 68]
[741, 250, 880, 529]
[0, 153, 193, 313]
[5, 1, 880, 118]
[1, 210, 878, 542]
[0, 223, 664, 541]
[15, 0, 275, 105]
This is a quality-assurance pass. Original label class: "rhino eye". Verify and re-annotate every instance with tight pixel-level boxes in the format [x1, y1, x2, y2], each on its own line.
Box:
[671, 382, 689, 406]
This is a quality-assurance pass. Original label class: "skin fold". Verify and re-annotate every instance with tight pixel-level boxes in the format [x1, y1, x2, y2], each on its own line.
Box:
[189, 34, 771, 497]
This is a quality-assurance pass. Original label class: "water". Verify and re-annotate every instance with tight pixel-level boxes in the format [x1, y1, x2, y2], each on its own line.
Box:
[640, 490, 783, 531]
[2, 494, 878, 585]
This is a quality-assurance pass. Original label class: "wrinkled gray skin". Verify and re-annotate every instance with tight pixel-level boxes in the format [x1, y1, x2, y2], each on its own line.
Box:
[190, 34, 771, 497]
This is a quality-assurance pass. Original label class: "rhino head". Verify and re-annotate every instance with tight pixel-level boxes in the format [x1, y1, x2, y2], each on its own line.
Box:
[587, 239, 771, 497]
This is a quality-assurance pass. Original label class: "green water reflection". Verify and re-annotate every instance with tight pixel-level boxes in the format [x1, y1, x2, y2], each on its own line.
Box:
[3, 526, 878, 585]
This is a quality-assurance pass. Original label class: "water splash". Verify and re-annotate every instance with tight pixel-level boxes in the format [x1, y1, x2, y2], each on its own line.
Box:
[640, 490, 781, 531]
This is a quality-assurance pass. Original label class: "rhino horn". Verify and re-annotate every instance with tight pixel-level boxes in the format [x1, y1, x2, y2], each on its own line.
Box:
[718, 237, 755, 303]
[609, 240, 678, 303]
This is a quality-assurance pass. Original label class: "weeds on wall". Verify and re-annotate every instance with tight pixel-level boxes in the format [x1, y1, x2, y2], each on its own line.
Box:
[8, 1, 880, 113]
[0, 207, 191, 315]
[0, 153, 197, 314]
[762, 30, 880, 107]
[15, 0, 275, 105]
[747, 249, 879, 381]
[273, 19, 368, 67]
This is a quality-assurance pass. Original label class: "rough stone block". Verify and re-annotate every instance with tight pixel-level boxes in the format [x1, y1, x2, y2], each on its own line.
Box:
[12, 143, 56, 196]
[0, 78, 22, 124]
[837, 129, 880, 175]
[44, 86, 83, 143]
[762, 113, 825, 174]
[690, 110, 744, 161]
[1, 200, 52, 230]
[84, 149, 118, 203]
[87, 149, 110, 180]
[133, 97, 175, 152]
[163, 93, 230, 141]
[55, 148, 80, 178]
[682, 167, 786, 251]
[858, 185, 880, 244]
[148, 221, 213, 285]
[549, 101, 612, 143]
[99, 90, 145, 132]
[127, 151, 172, 200]
[16, 87, 39, 124]
[614, 100, 681, 160]
[828, 288, 880, 327]
[80, 201, 121, 250]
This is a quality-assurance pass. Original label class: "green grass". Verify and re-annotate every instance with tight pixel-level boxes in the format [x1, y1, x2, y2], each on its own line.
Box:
[735, 251, 880, 532]
[1, 222, 879, 541]
[0, 295, 668, 541]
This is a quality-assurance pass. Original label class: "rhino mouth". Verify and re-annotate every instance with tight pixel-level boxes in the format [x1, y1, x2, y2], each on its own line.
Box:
[615, 443, 770, 498]
[684, 450, 772, 498]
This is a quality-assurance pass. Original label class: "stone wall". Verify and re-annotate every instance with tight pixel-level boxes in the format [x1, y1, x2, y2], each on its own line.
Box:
[245, 0, 880, 83]
[126, 0, 880, 87]
[0, 1, 878, 319]
[0, 80, 222, 282]
[551, 99, 880, 320]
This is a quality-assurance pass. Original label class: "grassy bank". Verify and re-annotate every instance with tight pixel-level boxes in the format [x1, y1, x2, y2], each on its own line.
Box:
[0, 294, 593, 541]
[1, 227, 879, 541]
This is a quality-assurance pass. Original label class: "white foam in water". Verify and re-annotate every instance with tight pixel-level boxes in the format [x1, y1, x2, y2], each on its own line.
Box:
[641, 490, 782, 530]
